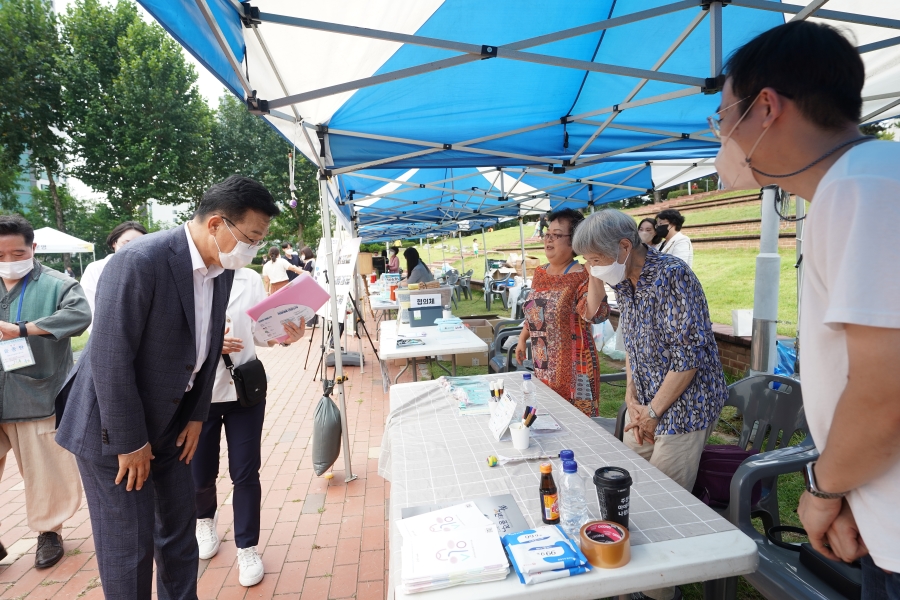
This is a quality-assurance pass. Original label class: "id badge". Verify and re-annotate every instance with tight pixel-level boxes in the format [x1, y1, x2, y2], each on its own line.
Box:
[0, 338, 36, 371]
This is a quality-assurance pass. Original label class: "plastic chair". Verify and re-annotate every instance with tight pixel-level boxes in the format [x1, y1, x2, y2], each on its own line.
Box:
[458, 269, 474, 300]
[444, 271, 460, 310]
[716, 441, 851, 600]
[487, 319, 523, 373]
[484, 277, 509, 312]
[591, 372, 627, 436]
[514, 287, 532, 319]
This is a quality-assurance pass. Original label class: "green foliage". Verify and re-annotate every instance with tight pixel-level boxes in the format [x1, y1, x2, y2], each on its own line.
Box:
[666, 189, 690, 200]
[210, 95, 320, 246]
[860, 121, 897, 142]
[60, 0, 213, 220]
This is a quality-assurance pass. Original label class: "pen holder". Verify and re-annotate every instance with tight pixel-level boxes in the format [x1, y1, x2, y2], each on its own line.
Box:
[509, 422, 530, 450]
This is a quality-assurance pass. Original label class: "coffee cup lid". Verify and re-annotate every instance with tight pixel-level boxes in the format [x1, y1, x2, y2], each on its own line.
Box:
[593, 466, 632, 488]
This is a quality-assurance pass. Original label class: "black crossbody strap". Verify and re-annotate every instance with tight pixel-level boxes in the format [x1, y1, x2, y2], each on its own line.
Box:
[222, 354, 235, 371]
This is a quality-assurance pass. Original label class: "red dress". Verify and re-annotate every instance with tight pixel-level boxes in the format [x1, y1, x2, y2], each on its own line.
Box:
[524, 264, 609, 418]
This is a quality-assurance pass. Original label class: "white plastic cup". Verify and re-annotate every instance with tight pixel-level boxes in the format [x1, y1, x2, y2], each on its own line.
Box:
[510, 422, 530, 450]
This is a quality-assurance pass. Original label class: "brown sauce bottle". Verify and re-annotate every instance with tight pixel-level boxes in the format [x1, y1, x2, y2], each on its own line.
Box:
[539, 462, 560, 524]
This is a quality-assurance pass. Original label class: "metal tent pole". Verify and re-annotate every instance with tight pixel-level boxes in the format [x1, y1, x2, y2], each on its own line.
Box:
[458, 232, 465, 272]
[481, 227, 488, 274]
[588, 184, 595, 213]
[349, 217, 364, 374]
[794, 195, 806, 374]
[750, 186, 781, 375]
[317, 174, 356, 482]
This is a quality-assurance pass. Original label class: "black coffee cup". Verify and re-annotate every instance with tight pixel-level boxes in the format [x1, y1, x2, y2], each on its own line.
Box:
[593, 466, 633, 528]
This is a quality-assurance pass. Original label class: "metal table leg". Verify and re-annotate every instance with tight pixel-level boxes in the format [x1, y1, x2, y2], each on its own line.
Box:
[393, 358, 410, 385]
[411, 357, 418, 382]
[452, 354, 458, 376]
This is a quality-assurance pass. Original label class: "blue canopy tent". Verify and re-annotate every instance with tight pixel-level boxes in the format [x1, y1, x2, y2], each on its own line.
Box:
[140, 0, 900, 482]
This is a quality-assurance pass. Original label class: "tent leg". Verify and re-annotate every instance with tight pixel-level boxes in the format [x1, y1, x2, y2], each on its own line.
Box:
[458, 232, 465, 272]
[518, 218, 526, 279]
[750, 186, 780, 375]
[318, 175, 356, 483]
[482, 227, 488, 273]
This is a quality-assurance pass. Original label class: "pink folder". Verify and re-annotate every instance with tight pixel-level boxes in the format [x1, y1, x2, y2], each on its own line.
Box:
[246, 272, 331, 343]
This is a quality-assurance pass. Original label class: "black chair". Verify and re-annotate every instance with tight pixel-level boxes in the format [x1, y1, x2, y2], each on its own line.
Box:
[487, 319, 523, 374]
[514, 287, 532, 319]
[458, 269, 474, 300]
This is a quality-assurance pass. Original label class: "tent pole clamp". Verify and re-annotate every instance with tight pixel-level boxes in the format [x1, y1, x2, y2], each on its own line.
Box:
[702, 74, 726, 94]
[481, 45, 498, 59]
[246, 90, 269, 115]
[700, 0, 730, 9]
[240, 4, 261, 27]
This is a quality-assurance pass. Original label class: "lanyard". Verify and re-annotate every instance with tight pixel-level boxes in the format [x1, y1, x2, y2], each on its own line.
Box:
[15, 274, 28, 323]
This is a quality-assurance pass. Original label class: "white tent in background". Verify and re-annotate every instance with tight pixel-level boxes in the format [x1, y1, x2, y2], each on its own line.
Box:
[33, 227, 96, 274]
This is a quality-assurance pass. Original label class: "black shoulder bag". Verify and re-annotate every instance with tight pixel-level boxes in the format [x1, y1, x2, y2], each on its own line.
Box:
[222, 354, 267, 408]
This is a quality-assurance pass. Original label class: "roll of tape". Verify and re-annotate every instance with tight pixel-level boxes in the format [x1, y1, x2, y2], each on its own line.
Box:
[579, 520, 630, 569]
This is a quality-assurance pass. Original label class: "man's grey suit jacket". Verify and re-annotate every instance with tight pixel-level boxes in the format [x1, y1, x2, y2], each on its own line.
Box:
[56, 226, 234, 458]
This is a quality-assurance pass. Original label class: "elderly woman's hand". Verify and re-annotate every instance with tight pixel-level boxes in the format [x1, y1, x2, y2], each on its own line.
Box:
[624, 404, 658, 445]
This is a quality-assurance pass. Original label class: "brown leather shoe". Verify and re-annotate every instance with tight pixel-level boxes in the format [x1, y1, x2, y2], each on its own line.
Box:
[35, 532, 63, 569]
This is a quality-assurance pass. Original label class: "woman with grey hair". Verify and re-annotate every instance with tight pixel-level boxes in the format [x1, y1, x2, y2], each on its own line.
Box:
[574, 209, 726, 599]
[574, 210, 727, 484]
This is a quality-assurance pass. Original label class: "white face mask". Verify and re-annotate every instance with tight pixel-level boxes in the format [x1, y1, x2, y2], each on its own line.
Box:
[638, 231, 654, 245]
[590, 247, 630, 286]
[714, 95, 769, 191]
[0, 258, 34, 280]
[213, 222, 259, 270]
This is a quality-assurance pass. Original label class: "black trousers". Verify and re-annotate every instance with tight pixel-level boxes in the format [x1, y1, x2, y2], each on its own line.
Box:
[191, 399, 265, 549]
[77, 427, 198, 600]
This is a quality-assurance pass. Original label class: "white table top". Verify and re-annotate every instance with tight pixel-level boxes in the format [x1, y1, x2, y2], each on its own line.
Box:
[371, 298, 400, 311]
[378, 320, 488, 361]
[380, 373, 758, 599]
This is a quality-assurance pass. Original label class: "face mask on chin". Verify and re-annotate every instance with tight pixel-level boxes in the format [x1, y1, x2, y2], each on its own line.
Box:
[714, 95, 770, 191]
[0, 258, 34, 280]
[213, 223, 259, 270]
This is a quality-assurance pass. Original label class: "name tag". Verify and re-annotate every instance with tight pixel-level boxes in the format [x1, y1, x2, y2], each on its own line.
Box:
[0, 338, 36, 371]
[411, 294, 441, 308]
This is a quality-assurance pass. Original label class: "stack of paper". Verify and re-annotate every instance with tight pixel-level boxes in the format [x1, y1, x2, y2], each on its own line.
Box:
[502, 525, 592, 585]
[399, 503, 510, 593]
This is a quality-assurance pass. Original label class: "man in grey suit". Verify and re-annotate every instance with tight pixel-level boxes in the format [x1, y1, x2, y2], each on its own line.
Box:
[56, 176, 280, 599]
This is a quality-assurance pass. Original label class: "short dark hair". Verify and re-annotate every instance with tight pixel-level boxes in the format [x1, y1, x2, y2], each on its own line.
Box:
[195, 175, 281, 222]
[281, 241, 292, 249]
[300, 246, 315, 260]
[107, 221, 148, 250]
[389, 247, 398, 255]
[546, 208, 585, 236]
[724, 21, 863, 130]
[403, 247, 421, 272]
[0, 215, 35, 245]
[655, 209, 685, 231]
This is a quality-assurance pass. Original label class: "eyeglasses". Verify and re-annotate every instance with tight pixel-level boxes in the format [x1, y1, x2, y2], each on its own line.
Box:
[544, 233, 571, 242]
[221, 216, 266, 249]
[706, 96, 749, 139]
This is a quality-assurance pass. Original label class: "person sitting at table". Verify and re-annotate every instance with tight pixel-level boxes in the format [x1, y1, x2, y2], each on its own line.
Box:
[401, 247, 434, 285]
[387, 247, 400, 274]
[574, 208, 727, 600]
[515, 208, 609, 418]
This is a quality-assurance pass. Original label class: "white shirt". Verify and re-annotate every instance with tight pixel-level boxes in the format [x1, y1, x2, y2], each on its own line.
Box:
[659, 231, 693, 267]
[212, 268, 268, 403]
[801, 140, 900, 572]
[80, 254, 113, 333]
[184, 223, 224, 392]
[262, 257, 292, 285]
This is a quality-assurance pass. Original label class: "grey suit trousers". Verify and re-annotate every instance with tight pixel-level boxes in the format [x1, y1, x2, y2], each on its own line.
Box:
[76, 427, 198, 600]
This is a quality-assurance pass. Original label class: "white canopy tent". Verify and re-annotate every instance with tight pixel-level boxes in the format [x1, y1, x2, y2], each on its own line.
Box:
[33, 227, 96, 274]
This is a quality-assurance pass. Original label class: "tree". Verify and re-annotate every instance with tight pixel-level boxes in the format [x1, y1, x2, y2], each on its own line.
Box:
[0, 0, 71, 263]
[860, 121, 897, 141]
[60, 0, 214, 221]
[211, 94, 320, 245]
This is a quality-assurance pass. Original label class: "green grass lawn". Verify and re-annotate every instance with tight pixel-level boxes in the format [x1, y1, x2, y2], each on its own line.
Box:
[72, 331, 89, 352]
[678, 203, 762, 225]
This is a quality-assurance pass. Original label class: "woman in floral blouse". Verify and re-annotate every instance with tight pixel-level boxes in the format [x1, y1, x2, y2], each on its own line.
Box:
[574, 209, 727, 490]
[515, 209, 609, 418]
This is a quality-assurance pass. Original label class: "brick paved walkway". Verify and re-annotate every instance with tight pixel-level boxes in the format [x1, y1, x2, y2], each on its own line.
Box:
[0, 315, 394, 599]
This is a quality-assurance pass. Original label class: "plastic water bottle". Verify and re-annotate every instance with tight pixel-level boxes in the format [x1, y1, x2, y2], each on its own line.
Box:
[560, 460, 589, 539]
[522, 373, 536, 406]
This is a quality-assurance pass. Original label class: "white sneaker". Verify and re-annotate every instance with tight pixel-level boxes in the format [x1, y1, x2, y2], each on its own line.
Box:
[237, 547, 264, 587]
[196, 512, 220, 560]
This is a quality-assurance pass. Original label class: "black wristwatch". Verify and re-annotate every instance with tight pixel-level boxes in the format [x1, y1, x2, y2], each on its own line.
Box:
[15, 321, 27, 338]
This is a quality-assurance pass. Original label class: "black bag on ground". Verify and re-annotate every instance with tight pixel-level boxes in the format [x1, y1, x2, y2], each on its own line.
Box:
[312, 392, 343, 476]
[222, 355, 267, 408]
[767, 526, 862, 600]
[691, 445, 761, 508]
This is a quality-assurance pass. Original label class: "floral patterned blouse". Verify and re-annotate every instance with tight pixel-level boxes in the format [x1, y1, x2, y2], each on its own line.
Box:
[613, 248, 727, 435]
[524, 263, 609, 418]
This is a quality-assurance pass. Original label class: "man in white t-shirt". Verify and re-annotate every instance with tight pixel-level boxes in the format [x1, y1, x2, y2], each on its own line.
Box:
[714, 20, 900, 595]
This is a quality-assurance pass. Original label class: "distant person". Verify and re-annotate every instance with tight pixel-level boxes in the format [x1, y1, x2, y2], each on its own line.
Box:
[0, 215, 91, 569]
[193, 267, 305, 587]
[261, 246, 303, 295]
[387, 247, 400, 274]
[637, 218, 662, 249]
[281, 242, 301, 281]
[655, 209, 693, 267]
[716, 20, 900, 594]
[537, 213, 548, 238]
[472, 239, 479, 258]
[300, 246, 315, 274]
[80, 221, 148, 332]
[401, 247, 434, 285]
[65, 265, 75, 278]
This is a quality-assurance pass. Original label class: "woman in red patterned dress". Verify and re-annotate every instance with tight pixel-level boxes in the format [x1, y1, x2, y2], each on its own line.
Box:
[515, 209, 610, 417]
